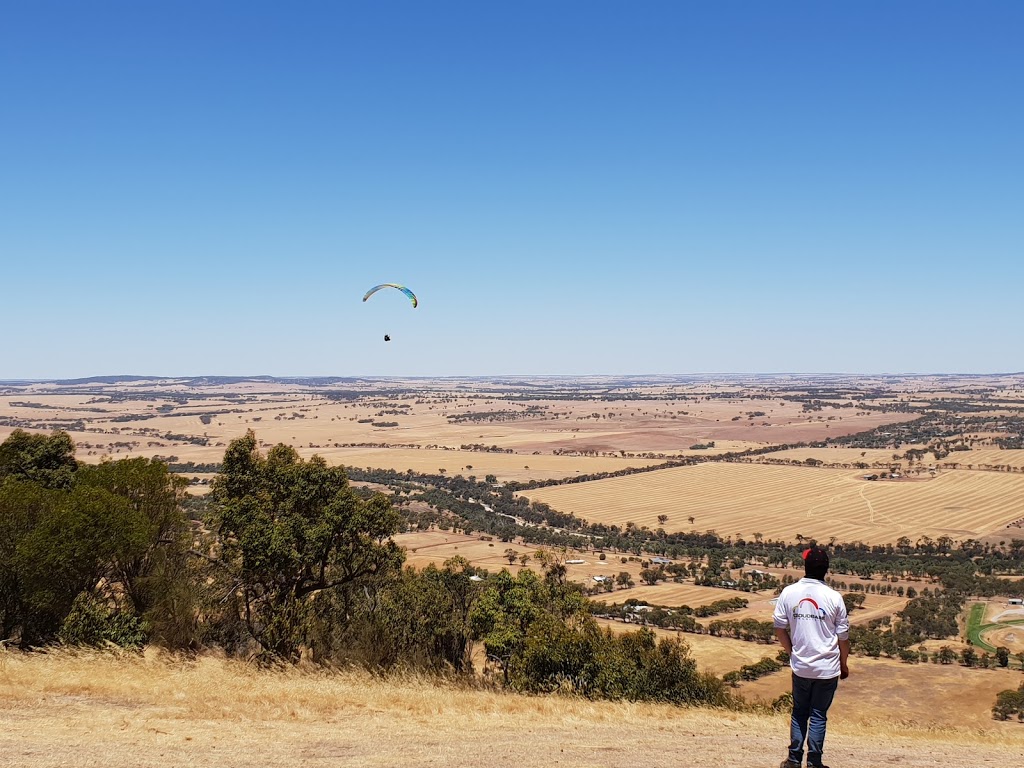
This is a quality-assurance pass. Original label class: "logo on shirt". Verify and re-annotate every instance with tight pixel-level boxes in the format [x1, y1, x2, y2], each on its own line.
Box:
[792, 597, 827, 621]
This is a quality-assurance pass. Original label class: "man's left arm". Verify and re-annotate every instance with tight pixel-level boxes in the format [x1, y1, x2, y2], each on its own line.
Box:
[835, 596, 850, 679]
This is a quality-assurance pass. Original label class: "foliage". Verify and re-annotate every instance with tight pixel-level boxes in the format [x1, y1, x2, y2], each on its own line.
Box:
[211, 431, 404, 659]
[76, 458, 192, 629]
[313, 557, 485, 672]
[58, 592, 148, 649]
[0, 429, 77, 490]
[722, 655, 783, 687]
[992, 682, 1024, 721]
[470, 568, 727, 705]
[0, 478, 148, 646]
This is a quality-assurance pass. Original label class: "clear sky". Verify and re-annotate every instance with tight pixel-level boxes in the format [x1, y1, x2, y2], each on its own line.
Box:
[2, 2, 1021, 378]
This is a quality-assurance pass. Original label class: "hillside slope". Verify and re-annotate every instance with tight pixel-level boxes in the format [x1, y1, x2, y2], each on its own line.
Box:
[2, 651, 1022, 768]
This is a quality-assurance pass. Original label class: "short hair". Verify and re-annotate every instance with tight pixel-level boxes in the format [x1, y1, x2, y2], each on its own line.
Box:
[803, 546, 830, 579]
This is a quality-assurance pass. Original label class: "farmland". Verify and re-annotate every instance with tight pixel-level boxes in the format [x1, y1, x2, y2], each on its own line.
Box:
[755, 446, 1024, 472]
[5, 372, 1024, 751]
[520, 462, 1024, 546]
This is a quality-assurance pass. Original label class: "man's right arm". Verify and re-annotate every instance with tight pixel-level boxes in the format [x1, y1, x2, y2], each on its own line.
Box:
[839, 638, 850, 679]
[775, 627, 793, 654]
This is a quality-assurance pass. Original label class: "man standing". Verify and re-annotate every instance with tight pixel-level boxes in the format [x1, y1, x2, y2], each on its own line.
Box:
[773, 546, 850, 768]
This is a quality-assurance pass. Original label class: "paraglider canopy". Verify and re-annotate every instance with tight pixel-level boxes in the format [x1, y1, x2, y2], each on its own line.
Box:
[363, 283, 418, 308]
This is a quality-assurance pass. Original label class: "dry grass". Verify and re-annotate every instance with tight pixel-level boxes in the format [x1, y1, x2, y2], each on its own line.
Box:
[738, 654, 1024, 733]
[521, 463, 1024, 545]
[2, 650, 1023, 768]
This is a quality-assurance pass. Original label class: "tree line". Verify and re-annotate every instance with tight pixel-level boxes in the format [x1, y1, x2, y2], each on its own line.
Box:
[0, 429, 727, 709]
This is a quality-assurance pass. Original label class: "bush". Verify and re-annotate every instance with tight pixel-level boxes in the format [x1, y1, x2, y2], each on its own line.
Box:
[992, 683, 1024, 721]
[58, 593, 147, 649]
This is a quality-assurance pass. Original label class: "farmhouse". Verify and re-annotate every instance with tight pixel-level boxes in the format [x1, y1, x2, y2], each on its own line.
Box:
[650, 556, 672, 565]
[1010, 598, 1023, 606]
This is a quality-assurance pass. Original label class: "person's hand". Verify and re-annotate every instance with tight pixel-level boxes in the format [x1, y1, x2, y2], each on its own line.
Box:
[840, 663, 849, 680]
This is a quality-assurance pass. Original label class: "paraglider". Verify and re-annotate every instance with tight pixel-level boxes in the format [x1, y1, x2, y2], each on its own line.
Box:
[363, 283, 417, 342]
[362, 283, 418, 308]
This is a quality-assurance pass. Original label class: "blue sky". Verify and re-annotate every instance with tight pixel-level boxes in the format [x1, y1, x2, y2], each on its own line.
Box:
[2, 2, 1021, 377]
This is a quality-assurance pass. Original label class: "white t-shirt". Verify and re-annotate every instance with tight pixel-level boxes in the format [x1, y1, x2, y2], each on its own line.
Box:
[773, 578, 849, 679]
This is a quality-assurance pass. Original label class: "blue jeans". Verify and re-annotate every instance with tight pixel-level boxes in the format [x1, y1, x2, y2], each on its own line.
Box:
[789, 673, 838, 766]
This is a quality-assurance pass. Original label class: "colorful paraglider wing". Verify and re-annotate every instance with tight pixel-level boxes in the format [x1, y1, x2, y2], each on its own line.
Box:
[362, 283, 418, 308]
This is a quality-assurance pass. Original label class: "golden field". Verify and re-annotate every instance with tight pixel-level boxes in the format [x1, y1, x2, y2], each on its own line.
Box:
[941, 449, 1024, 470]
[520, 462, 1024, 545]
[754, 447, 920, 467]
[758, 446, 1024, 472]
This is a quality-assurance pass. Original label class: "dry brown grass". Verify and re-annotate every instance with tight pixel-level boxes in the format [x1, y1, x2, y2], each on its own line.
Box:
[2, 650, 1023, 768]
[738, 654, 1024, 733]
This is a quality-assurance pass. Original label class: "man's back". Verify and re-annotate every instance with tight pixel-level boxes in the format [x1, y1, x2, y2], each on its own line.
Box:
[773, 578, 849, 679]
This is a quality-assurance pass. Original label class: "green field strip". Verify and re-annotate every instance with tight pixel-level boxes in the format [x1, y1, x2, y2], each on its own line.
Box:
[966, 603, 1024, 652]
[965, 603, 988, 648]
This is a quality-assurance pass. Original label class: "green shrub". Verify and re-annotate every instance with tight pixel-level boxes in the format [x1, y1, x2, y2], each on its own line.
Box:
[58, 593, 147, 649]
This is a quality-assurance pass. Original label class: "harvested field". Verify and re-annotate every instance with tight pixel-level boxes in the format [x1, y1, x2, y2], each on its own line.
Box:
[603, 583, 907, 627]
[942, 449, 1024, 470]
[521, 462, 1024, 545]
[394, 531, 646, 585]
[395, 531, 539, 573]
[324, 446, 662, 482]
[754, 447, 920, 467]
[602, 582, 753, 610]
[594, 618, 776, 675]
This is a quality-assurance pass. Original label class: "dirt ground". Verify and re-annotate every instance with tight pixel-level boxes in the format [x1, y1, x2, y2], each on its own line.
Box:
[2, 651, 1022, 768]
